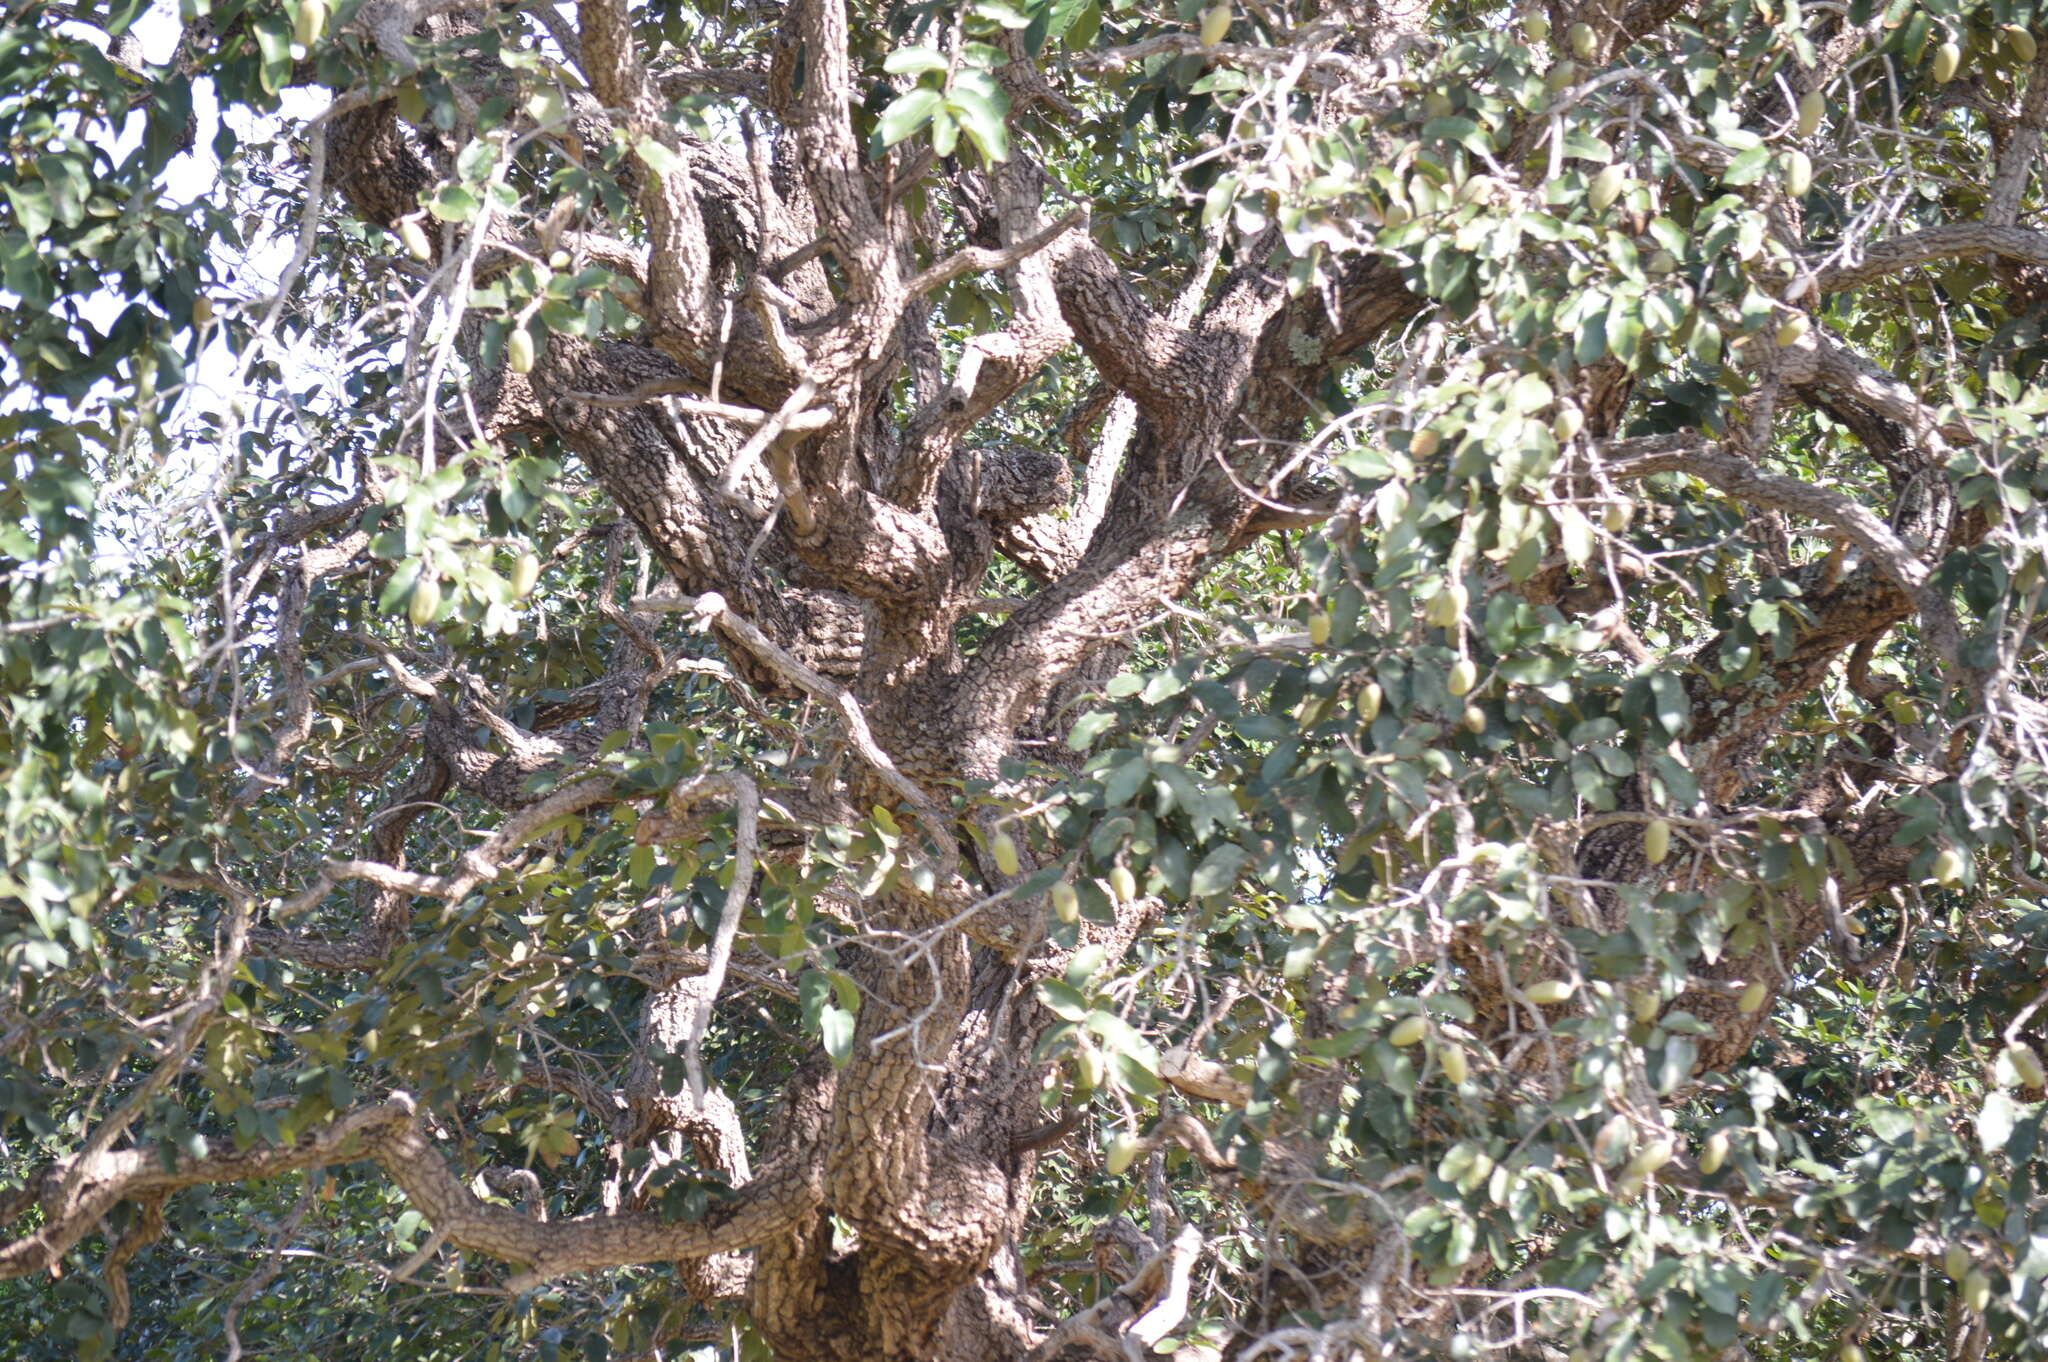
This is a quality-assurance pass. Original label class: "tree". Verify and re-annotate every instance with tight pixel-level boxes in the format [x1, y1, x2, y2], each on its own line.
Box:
[4, 0, 2048, 1355]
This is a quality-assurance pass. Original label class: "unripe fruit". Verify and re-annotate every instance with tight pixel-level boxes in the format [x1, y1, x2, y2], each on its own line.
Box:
[1603, 501, 1633, 532]
[1526, 979, 1575, 1005]
[1933, 41, 1962, 82]
[1630, 987, 1660, 1023]
[1426, 91, 1455, 119]
[1568, 21, 1597, 58]
[1546, 59, 1580, 91]
[408, 575, 442, 627]
[1775, 313, 1810, 346]
[1625, 1138, 1676, 1180]
[1106, 1133, 1141, 1175]
[1552, 404, 1585, 441]
[1426, 585, 1467, 628]
[1462, 704, 1487, 734]
[1358, 681, 1383, 722]
[190, 295, 214, 325]
[510, 552, 542, 598]
[1797, 89, 1825, 137]
[1932, 847, 1965, 887]
[1050, 882, 1080, 923]
[395, 84, 428, 125]
[1945, 1245, 1972, 1280]
[2005, 1042, 2047, 1088]
[1589, 164, 1628, 211]
[1074, 1048, 1105, 1091]
[1521, 11, 1550, 41]
[1108, 865, 1137, 904]
[294, 0, 326, 46]
[1963, 1269, 1991, 1312]
[1840, 1343, 1866, 1362]
[1699, 1130, 1729, 1174]
[1785, 149, 1812, 198]
[1307, 611, 1331, 645]
[1438, 1043, 1469, 1084]
[507, 328, 536, 374]
[2007, 25, 2039, 63]
[1447, 658, 1478, 696]
[399, 218, 432, 261]
[1410, 428, 1441, 457]
[1738, 980, 1769, 1013]
[991, 832, 1021, 876]
[1389, 1016, 1428, 1047]
[1644, 818, 1671, 865]
[1198, 2, 1232, 46]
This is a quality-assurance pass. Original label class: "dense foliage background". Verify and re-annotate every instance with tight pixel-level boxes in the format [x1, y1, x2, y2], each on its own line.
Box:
[5, 0, 2048, 1357]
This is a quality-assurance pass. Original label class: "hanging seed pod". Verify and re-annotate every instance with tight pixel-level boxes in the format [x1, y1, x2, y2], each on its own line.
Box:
[1797, 89, 1825, 136]
[510, 552, 542, 598]
[1931, 846, 1966, 886]
[1785, 149, 1812, 198]
[408, 575, 442, 628]
[1073, 1048, 1105, 1092]
[1625, 1138, 1676, 1180]
[1050, 882, 1080, 923]
[294, 0, 327, 46]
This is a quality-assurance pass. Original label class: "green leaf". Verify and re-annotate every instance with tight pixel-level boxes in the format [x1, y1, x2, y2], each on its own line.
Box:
[1067, 711, 1117, 751]
[427, 184, 483, 223]
[947, 77, 1011, 161]
[884, 48, 950, 75]
[1189, 843, 1249, 899]
[879, 88, 944, 146]
[820, 1004, 856, 1068]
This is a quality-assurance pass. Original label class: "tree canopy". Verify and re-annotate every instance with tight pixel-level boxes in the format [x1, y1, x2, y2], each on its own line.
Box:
[5, 0, 2048, 1357]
